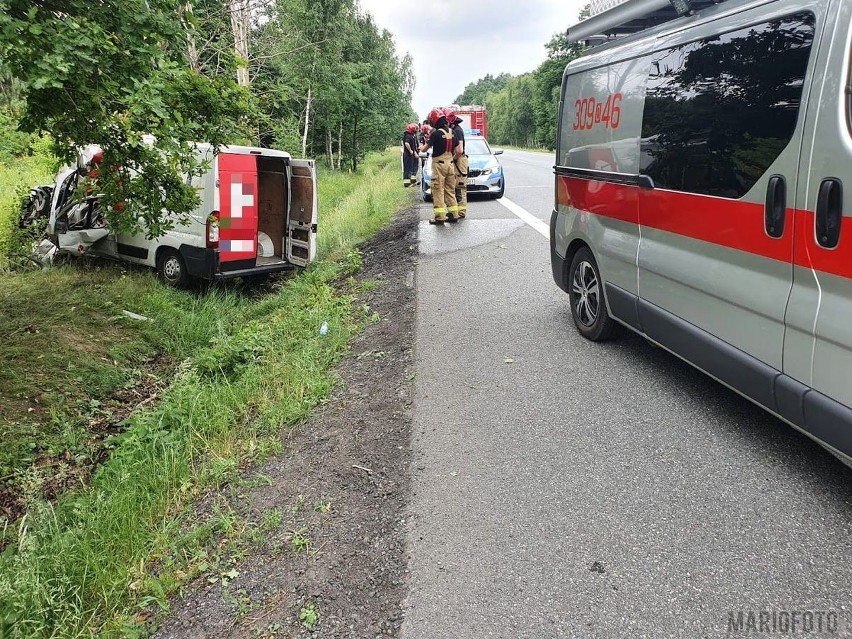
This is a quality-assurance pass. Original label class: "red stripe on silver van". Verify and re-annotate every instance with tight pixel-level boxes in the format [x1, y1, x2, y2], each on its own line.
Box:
[557, 175, 852, 280]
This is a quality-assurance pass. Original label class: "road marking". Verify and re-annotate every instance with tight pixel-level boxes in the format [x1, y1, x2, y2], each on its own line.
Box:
[496, 197, 549, 238]
[506, 156, 554, 167]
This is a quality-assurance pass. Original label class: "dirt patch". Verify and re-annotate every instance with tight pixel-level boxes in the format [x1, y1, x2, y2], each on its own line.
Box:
[154, 207, 418, 639]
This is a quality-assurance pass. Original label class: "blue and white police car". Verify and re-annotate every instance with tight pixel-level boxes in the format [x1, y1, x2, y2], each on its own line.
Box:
[421, 132, 505, 201]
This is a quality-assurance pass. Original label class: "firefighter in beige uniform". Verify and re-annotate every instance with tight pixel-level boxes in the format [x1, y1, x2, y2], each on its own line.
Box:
[420, 108, 459, 225]
[447, 110, 468, 218]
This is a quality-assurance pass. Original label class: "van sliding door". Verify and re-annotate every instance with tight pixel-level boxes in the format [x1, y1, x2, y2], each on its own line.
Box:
[784, 0, 852, 454]
[288, 159, 317, 266]
[636, 8, 818, 394]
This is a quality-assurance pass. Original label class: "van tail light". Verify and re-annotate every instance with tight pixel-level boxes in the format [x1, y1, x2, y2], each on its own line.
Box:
[207, 211, 220, 248]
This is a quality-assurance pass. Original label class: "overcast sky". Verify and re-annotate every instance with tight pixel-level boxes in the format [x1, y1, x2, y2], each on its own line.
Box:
[359, 1, 586, 121]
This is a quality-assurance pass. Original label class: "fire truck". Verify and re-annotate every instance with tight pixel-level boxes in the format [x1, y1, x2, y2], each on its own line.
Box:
[448, 104, 488, 139]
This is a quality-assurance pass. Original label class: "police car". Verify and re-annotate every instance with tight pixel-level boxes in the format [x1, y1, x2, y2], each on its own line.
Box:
[421, 132, 505, 201]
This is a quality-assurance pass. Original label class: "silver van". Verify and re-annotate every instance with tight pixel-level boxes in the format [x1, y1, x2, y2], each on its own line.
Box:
[551, 0, 852, 464]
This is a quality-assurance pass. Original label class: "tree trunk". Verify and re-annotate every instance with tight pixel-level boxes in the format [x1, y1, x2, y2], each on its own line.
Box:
[180, 3, 200, 72]
[337, 121, 343, 170]
[230, 0, 250, 87]
[351, 115, 358, 172]
[301, 85, 312, 158]
[325, 128, 333, 168]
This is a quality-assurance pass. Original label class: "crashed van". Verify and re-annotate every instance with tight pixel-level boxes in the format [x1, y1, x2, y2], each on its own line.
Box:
[43, 144, 317, 287]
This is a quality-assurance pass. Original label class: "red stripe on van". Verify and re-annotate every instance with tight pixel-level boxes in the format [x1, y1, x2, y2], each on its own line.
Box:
[793, 211, 852, 280]
[558, 174, 638, 224]
[557, 175, 852, 280]
[639, 187, 792, 263]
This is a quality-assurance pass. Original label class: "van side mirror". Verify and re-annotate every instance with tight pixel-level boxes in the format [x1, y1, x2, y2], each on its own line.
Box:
[493, 149, 504, 155]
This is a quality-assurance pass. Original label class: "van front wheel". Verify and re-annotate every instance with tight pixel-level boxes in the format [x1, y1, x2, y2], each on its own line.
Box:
[568, 247, 620, 342]
[157, 248, 191, 288]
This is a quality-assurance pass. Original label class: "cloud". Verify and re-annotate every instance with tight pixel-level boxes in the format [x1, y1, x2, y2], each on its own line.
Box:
[379, 3, 555, 41]
[360, 0, 586, 120]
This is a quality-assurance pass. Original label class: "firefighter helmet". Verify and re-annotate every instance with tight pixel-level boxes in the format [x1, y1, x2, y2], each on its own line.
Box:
[405, 123, 418, 134]
[444, 108, 457, 125]
[428, 108, 446, 126]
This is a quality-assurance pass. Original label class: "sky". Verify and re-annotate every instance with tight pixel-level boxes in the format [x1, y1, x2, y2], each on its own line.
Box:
[359, 1, 586, 121]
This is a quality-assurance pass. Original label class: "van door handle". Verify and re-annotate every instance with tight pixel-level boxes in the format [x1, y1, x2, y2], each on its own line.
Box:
[816, 178, 843, 248]
[765, 175, 786, 239]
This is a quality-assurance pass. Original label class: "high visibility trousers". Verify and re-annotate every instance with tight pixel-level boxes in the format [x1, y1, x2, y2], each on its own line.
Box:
[431, 157, 458, 220]
[454, 155, 469, 216]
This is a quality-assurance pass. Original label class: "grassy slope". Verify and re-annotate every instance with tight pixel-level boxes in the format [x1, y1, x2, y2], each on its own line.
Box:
[0, 149, 413, 638]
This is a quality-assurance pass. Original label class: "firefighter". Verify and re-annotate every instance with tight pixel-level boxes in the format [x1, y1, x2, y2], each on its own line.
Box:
[420, 108, 458, 225]
[441, 108, 459, 221]
[447, 109, 468, 219]
[402, 123, 418, 187]
[418, 120, 430, 147]
[417, 123, 432, 185]
[419, 123, 432, 147]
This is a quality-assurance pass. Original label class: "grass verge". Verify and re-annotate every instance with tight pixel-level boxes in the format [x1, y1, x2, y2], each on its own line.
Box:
[0, 148, 413, 638]
[496, 144, 553, 154]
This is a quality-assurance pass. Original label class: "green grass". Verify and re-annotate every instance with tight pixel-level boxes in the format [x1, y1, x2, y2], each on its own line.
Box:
[0, 148, 414, 639]
[0, 265, 250, 519]
[0, 139, 56, 262]
[497, 144, 553, 154]
[317, 151, 413, 259]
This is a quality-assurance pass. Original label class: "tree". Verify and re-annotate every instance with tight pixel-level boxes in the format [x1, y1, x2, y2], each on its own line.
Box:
[0, 0, 250, 237]
[531, 32, 585, 149]
[454, 73, 514, 106]
[249, 0, 413, 170]
[486, 74, 536, 146]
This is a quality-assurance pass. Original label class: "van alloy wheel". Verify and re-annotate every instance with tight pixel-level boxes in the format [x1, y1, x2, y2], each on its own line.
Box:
[567, 246, 621, 342]
[572, 260, 599, 327]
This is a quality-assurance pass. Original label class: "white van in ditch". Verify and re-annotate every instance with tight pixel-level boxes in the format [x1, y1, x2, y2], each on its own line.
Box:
[551, 0, 852, 464]
[46, 144, 317, 287]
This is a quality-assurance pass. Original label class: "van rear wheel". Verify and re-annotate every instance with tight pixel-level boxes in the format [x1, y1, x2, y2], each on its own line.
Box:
[568, 247, 621, 341]
[157, 248, 191, 289]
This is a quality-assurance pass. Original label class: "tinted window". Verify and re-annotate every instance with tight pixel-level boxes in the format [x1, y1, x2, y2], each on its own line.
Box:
[640, 13, 815, 199]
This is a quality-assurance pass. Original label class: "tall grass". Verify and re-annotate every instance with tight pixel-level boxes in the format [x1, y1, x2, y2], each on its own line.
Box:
[318, 151, 412, 259]
[0, 148, 414, 638]
[0, 139, 56, 261]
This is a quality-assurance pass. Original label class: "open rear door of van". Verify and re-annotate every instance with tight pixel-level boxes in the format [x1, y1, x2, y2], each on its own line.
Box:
[287, 159, 318, 267]
[218, 153, 259, 266]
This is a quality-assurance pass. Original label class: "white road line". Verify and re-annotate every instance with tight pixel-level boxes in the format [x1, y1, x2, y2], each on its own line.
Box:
[506, 157, 554, 167]
[496, 197, 549, 238]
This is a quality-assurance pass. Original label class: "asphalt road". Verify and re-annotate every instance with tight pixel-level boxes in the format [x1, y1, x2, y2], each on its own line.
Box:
[402, 149, 852, 638]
